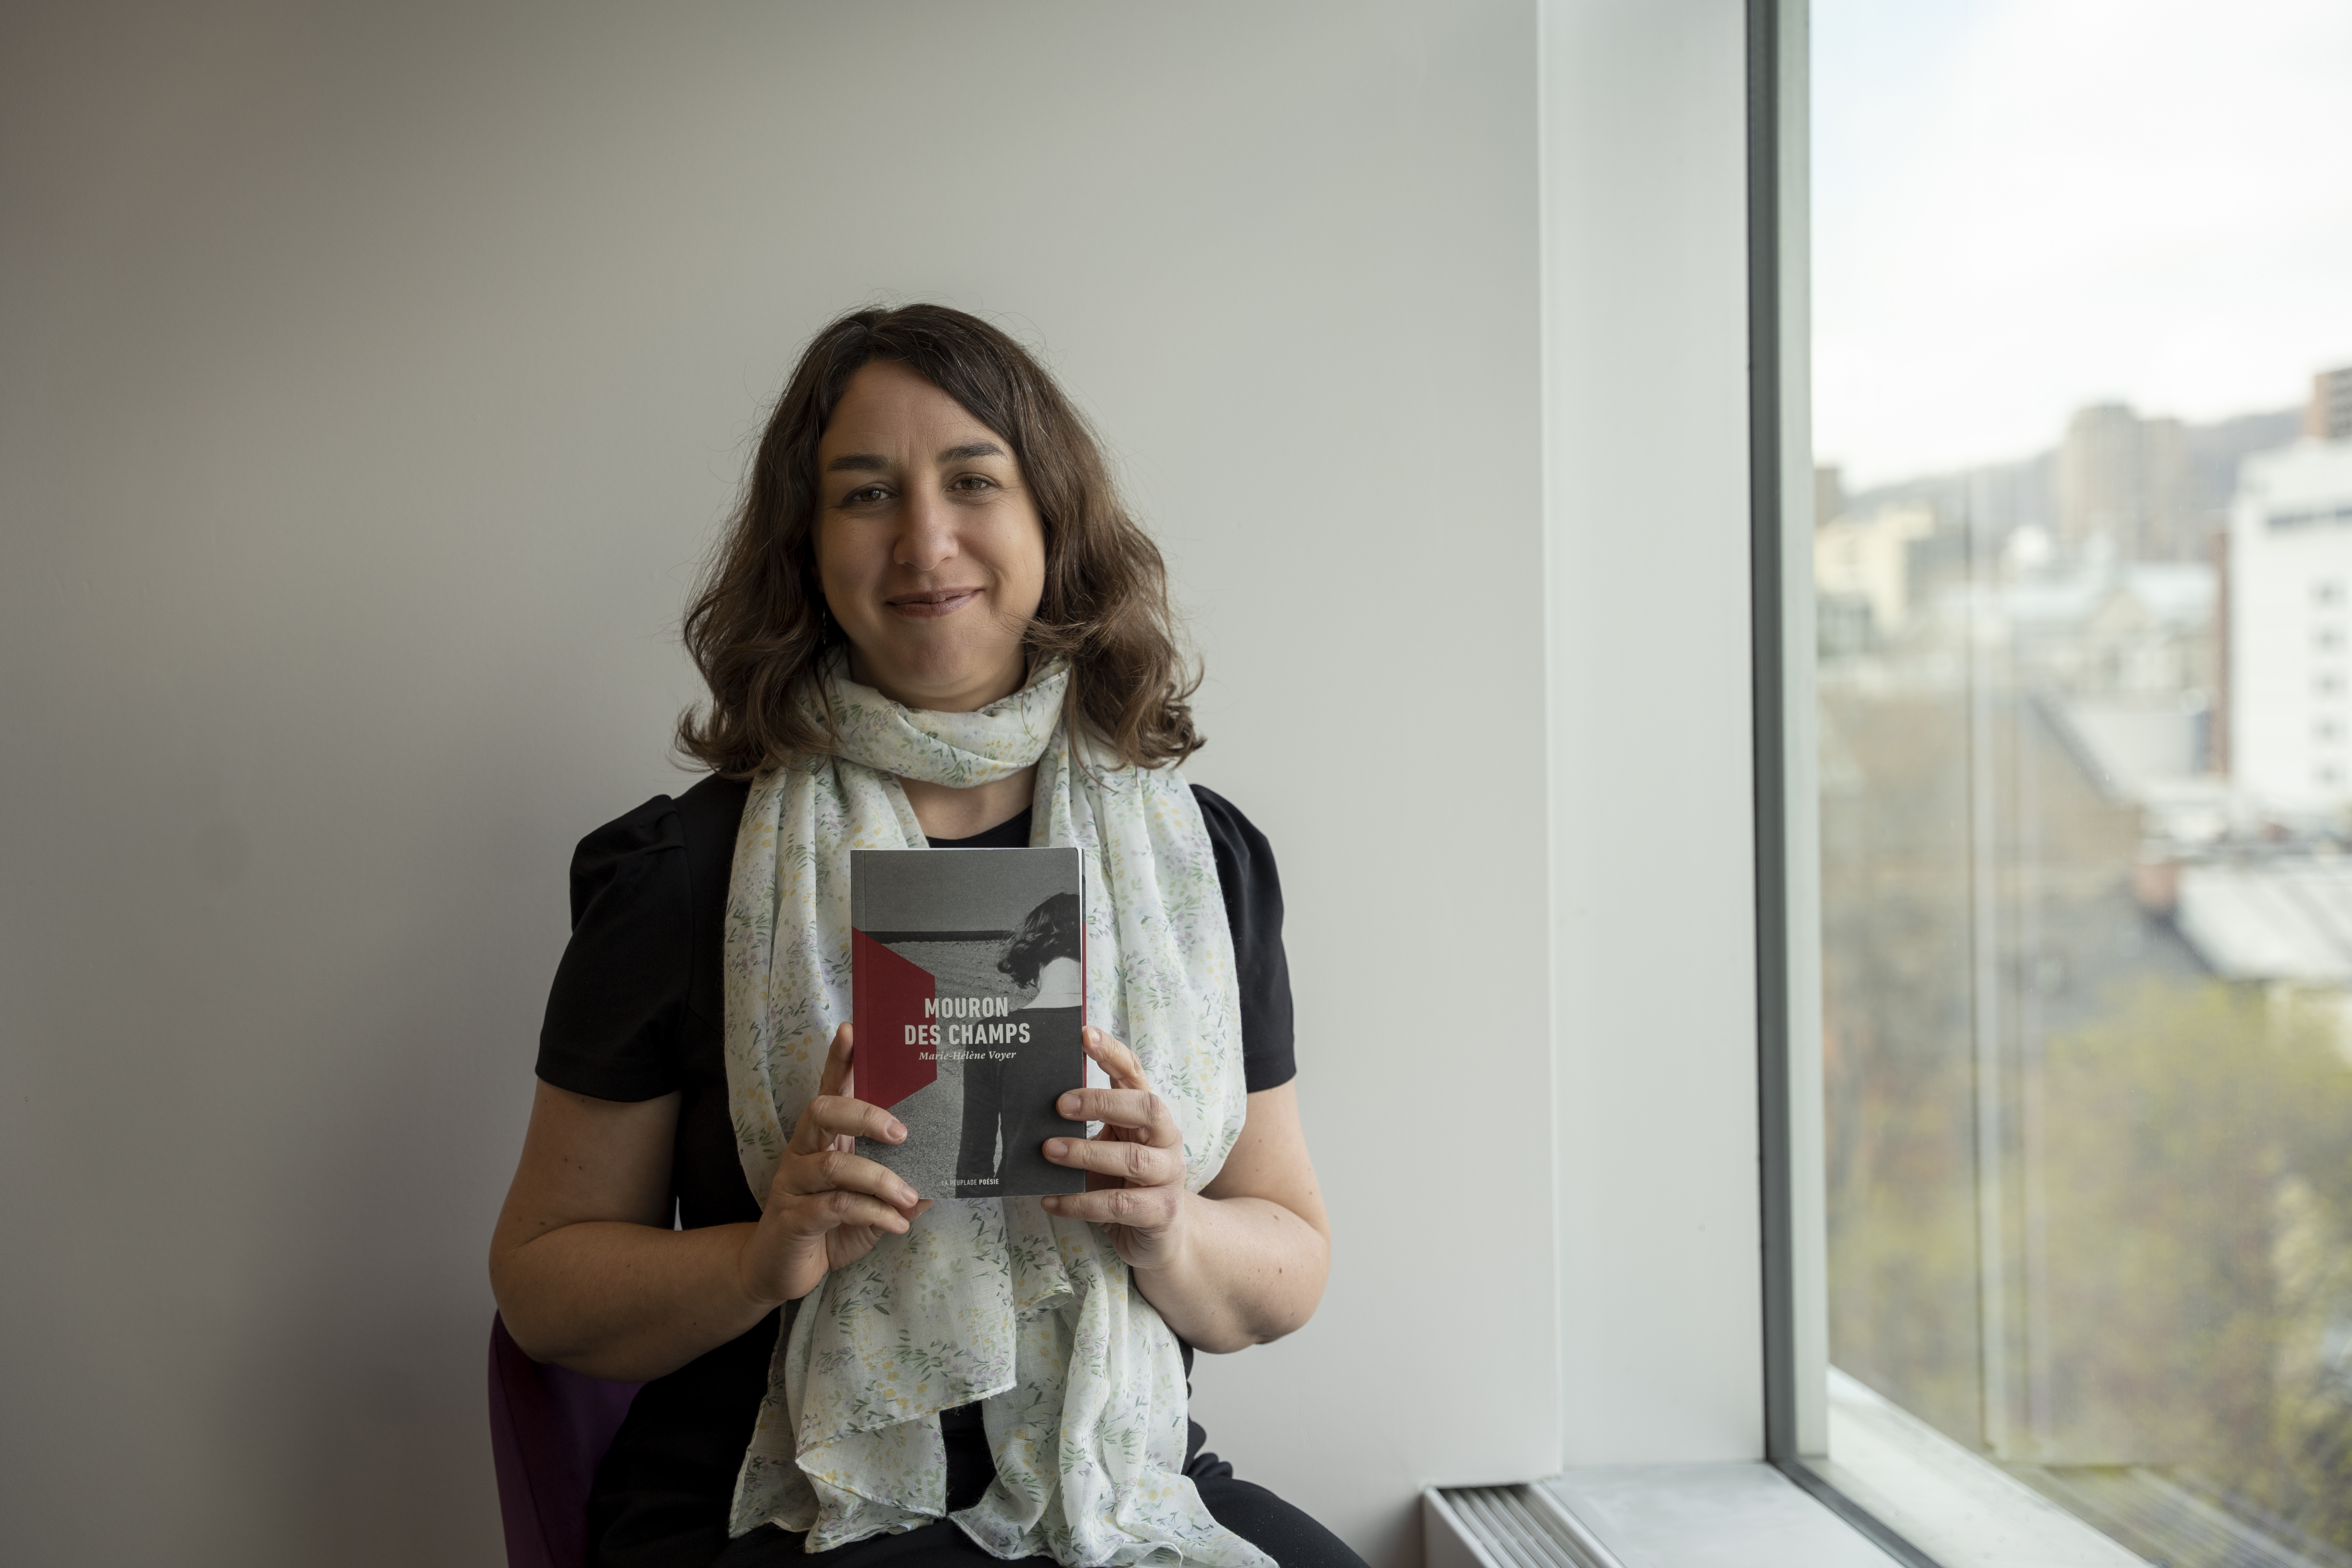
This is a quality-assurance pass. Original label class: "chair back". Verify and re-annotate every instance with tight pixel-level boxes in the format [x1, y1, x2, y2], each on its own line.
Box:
[487, 1313, 644, 1568]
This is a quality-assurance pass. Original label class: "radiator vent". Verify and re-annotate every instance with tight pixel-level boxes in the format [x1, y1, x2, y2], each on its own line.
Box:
[1430, 1485, 1624, 1568]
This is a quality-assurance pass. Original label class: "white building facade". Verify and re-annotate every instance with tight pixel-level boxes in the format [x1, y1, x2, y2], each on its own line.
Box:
[2228, 441, 2352, 811]
[1814, 502, 1933, 645]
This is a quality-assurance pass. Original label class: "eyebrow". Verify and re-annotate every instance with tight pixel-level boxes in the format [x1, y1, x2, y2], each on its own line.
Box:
[825, 440, 1007, 475]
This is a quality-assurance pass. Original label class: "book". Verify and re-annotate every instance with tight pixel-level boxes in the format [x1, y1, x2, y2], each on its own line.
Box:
[851, 846, 1087, 1199]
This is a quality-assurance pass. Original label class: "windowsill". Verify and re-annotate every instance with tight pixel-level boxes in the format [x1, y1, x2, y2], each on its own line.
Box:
[1541, 1464, 1901, 1567]
[1801, 1369, 2145, 1568]
[1425, 1372, 2161, 1568]
[1427, 1467, 1899, 1568]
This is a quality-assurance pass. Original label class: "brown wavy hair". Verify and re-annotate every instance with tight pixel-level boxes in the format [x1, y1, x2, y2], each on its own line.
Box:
[997, 891, 1083, 989]
[676, 303, 1202, 777]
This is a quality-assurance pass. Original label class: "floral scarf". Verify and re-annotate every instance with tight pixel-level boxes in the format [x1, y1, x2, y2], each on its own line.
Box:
[720, 655, 1267, 1566]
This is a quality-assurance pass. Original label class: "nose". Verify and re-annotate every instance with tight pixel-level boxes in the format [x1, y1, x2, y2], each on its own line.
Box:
[893, 480, 959, 574]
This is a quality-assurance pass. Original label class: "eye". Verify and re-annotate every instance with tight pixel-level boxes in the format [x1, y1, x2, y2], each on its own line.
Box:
[950, 473, 998, 493]
[840, 484, 890, 506]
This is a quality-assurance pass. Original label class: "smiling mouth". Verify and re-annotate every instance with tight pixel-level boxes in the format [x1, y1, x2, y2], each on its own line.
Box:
[885, 587, 983, 619]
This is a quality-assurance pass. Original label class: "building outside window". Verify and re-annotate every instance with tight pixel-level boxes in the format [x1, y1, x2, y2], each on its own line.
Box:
[1809, 3, 2352, 1563]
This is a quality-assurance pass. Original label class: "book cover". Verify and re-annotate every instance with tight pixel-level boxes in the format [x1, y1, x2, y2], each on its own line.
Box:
[851, 846, 1087, 1199]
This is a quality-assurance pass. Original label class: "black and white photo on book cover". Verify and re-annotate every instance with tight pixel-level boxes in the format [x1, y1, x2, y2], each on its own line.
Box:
[851, 846, 1087, 1199]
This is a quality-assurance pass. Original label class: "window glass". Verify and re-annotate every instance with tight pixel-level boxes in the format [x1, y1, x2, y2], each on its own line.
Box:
[1812, 3, 2352, 1559]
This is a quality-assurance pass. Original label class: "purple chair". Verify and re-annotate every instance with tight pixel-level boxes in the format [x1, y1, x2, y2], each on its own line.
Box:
[488, 1314, 644, 1568]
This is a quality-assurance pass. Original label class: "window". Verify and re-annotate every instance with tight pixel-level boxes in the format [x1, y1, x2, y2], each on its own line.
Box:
[1802, 3, 2352, 1564]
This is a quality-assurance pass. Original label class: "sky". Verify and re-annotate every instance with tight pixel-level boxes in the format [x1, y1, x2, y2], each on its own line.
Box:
[1812, 0, 2352, 488]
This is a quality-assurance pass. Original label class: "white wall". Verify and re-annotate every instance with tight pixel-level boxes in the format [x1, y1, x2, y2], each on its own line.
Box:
[1542, 0, 1768, 1463]
[0, 4, 1557, 1566]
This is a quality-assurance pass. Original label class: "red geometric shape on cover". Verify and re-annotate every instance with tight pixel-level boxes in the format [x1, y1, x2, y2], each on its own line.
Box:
[852, 928, 937, 1113]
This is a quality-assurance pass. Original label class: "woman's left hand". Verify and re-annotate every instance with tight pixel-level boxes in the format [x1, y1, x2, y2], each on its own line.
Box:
[1040, 1027, 1192, 1272]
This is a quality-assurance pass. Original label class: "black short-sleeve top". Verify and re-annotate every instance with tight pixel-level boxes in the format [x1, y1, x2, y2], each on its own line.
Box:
[533, 772, 1296, 1567]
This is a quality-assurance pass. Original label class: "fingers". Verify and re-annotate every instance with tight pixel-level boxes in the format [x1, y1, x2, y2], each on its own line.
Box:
[785, 1187, 919, 1236]
[816, 1023, 856, 1101]
[1082, 1026, 1147, 1090]
[1040, 1030, 1189, 1233]
[791, 1092, 906, 1154]
[1042, 1132, 1185, 1187]
[776, 1145, 922, 1211]
[1055, 1085, 1180, 1147]
[1040, 1183, 1182, 1228]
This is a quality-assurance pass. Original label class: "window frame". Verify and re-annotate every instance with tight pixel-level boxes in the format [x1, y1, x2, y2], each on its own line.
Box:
[1746, 5, 1942, 1561]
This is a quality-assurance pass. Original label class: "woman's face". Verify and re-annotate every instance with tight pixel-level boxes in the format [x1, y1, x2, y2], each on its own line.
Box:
[814, 359, 1046, 713]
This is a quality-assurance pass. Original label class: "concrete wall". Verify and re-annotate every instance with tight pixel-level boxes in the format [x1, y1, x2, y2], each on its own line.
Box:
[0, 4, 1563, 1565]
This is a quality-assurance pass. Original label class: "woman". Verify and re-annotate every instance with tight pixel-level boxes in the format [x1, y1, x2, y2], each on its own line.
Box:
[999, 891, 1084, 1001]
[958, 892, 1086, 1193]
[490, 305, 1351, 1568]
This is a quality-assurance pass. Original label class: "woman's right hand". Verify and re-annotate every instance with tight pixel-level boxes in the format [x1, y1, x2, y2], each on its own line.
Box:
[737, 1023, 931, 1308]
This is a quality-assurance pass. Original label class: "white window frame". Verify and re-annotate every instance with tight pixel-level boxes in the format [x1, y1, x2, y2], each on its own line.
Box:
[1440, 4, 2220, 1564]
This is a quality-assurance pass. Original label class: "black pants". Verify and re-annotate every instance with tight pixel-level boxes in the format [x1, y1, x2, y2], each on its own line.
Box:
[707, 1454, 1366, 1568]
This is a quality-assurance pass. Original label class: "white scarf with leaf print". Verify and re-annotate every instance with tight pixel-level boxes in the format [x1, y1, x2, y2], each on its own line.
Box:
[721, 655, 1267, 1567]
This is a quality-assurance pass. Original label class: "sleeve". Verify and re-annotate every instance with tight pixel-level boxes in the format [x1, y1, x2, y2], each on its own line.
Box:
[534, 795, 693, 1103]
[1190, 784, 1298, 1093]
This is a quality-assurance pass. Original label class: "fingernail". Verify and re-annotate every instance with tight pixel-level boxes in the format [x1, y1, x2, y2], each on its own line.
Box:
[1045, 1139, 1067, 1159]
[1058, 1094, 1080, 1116]
[899, 1185, 919, 1204]
[888, 1122, 906, 1141]
[1040, 1195, 1059, 1212]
